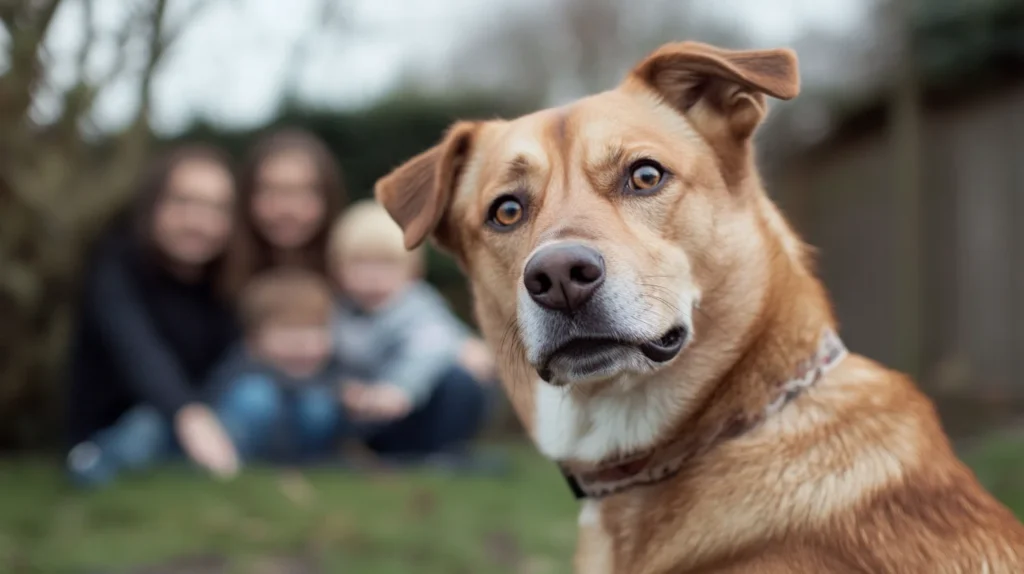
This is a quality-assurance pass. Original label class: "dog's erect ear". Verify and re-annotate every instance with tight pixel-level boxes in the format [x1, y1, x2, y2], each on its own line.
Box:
[629, 42, 799, 141]
[374, 121, 479, 252]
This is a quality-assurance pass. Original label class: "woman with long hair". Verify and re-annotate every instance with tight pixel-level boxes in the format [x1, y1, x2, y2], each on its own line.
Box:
[65, 144, 254, 486]
[220, 128, 346, 298]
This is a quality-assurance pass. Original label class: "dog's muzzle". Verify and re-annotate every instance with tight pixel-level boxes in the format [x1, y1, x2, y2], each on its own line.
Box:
[520, 242, 689, 385]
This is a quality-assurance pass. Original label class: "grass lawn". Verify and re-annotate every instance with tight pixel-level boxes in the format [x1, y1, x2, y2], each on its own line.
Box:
[0, 444, 579, 574]
[0, 435, 1021, 574]
[959, 428, 1024, 519]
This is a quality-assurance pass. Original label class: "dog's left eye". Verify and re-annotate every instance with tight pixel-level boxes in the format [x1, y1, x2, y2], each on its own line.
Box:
[486, 195, 526, 230]
[627, 161, 666, 194]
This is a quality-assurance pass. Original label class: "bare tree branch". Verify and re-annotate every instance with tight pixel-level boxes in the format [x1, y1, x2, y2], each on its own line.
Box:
[64, 2, 148, 125]
[130, 0, 168, 129]
[72, 0, 221, 227]
[96, 3, 149, 85]
[0, 0, 65, 134]
[8, 0, 63, 66]
[74, 0, 95, 82]
[48, 0, 98, 138]
[132, 0, 219, 129]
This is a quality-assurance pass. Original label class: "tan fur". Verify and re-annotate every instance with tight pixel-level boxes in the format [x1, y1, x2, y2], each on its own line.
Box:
[375, 41, 1024, 573]
[575, 501, 615, 574]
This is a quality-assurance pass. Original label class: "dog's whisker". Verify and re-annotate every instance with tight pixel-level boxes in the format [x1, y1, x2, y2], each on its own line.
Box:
[643, 294, 681, 316]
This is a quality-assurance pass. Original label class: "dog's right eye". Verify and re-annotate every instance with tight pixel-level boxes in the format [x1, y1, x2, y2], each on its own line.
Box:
[486, 195, 526, 230]
[625, 160, 668, 195]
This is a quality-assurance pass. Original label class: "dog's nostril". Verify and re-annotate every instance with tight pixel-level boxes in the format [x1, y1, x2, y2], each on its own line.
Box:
[570, 263, 601, 284]
[526, 272, 553, 295]
[657, 327, 685, 347]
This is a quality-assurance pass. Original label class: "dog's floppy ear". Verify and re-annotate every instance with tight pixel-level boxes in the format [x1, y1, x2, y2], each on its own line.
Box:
[374, 121, 479, 252]
[629, 42, 799, 141]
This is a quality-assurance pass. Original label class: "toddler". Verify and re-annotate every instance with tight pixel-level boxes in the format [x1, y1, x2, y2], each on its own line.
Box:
[328, 199, 493, 460]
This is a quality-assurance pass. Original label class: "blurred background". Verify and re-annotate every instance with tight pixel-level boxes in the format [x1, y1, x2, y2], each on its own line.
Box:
[1, 0, 1022, 572]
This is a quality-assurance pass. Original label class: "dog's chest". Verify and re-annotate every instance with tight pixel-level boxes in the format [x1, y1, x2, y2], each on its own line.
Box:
[531, 379, 680, 463]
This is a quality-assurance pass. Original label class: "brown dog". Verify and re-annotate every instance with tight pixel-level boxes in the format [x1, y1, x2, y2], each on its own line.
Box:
[375, 41, 1024, 573]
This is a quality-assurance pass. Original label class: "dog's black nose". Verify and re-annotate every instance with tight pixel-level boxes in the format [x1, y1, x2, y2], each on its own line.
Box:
[523, 243, 605, 313]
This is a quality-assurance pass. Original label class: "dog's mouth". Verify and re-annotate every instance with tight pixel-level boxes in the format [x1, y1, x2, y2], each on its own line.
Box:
[537, 326, 688, 384]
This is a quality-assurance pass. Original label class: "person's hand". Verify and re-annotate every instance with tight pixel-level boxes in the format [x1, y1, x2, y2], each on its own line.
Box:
[458, 337, 496, 385]
[174, 403, 240, 480]
[341, 381, 413, 423]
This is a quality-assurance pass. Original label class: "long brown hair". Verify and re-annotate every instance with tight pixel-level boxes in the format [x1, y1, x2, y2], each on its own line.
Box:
[220, 128, 346, 298]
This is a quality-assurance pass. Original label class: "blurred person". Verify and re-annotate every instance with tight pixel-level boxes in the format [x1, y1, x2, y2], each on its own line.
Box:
[220, 128, 346, 298]
[204, 267, 340, 462]
[65, 144, 249, 487]
[328, 199, 495, 466]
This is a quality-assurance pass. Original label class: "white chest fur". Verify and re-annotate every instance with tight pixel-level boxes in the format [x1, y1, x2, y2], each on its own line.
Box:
[532, 378, 683, 463]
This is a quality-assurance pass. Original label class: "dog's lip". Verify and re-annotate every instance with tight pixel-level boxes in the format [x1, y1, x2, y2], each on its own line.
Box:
[536, 326, 688, 382]
[536, 338, 624, 383]
[638, 326, 688, 363]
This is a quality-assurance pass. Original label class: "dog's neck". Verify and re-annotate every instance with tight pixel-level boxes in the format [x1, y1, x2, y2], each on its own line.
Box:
[561, 328, 846, 498]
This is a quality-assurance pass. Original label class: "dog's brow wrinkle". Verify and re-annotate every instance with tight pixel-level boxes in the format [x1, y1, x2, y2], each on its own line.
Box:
[583, 145, 626, 193]
[591, 145, 625, 174]
[546, 109, 570, 149]
[501, 155, 532, 186]
[554, 112, 569, 147]
[545, 110, 574, 190]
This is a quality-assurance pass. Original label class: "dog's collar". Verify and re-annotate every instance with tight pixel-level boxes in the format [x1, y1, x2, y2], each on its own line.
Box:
[561, 329, 848, 500]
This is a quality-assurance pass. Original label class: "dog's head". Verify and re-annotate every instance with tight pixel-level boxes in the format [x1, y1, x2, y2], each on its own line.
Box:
[376, 42, 800, 393]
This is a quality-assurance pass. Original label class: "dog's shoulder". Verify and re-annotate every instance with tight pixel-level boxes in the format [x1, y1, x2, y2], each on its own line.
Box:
[810, 355, 1024, 572]
[619, 354, 1024, 573]
[818, 470, 1024, 572]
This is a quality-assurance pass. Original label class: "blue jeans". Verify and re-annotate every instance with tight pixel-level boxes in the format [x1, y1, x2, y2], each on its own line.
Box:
[66, 376, 330, 486]
[218, 376, 340, 463]
[68, 365, 489, 486]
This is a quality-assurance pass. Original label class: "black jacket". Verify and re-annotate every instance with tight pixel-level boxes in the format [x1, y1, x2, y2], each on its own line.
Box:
[65, 230, 239, 448]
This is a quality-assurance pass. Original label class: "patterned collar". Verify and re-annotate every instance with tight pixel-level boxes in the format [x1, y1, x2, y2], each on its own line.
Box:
[562, 329, 848, 500]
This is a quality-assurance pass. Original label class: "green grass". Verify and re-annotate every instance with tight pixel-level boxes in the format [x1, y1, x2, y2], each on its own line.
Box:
[0, 436, 1021, 574]
[960, 429, 1024, 519]
[0, 444, 579, 574]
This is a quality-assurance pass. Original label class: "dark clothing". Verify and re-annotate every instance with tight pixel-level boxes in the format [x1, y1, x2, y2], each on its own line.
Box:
[65, 230, 239, 449]
[360, 364, 489, 456]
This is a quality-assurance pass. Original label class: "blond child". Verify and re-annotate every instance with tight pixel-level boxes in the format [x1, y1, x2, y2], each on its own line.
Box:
[327, 199, 493, 459]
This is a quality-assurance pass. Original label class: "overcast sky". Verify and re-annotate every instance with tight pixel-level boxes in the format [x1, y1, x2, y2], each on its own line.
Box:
[35, 0, 869, 135]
